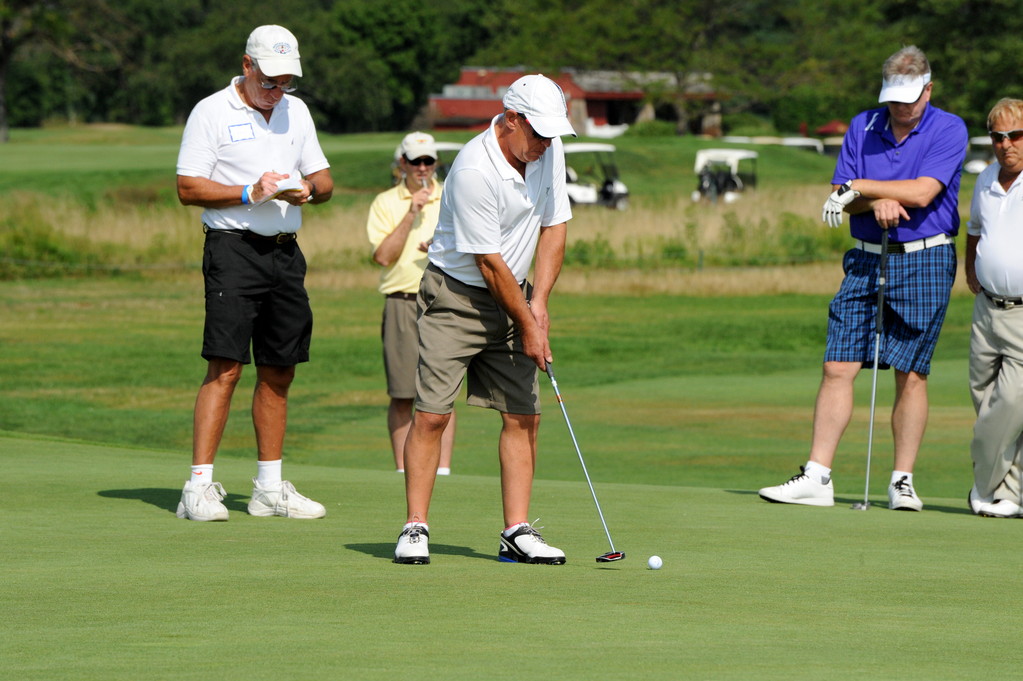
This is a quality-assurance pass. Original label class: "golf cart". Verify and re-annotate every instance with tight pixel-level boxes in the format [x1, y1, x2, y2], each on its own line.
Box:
[390, 141, 464, 185]
[691, 148, 758, 203]
[563, 142, 630, 210]
[964, 135, 994, 174]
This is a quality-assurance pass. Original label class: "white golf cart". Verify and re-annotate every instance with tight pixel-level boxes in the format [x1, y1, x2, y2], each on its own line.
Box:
[390, 141, 465, 185]
[964, 135, 993, 174]
[563, 142, 630, 210]
[691, 148, 758, 203]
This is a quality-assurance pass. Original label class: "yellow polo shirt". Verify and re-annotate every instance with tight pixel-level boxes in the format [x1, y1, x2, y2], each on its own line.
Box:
[366, 179, 443, 295]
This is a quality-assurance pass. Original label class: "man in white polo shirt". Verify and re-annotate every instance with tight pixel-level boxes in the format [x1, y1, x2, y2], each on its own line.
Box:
[966, 98, 1023, 517]
[175, 24, 334, 522]
[393, 74, 575, 565]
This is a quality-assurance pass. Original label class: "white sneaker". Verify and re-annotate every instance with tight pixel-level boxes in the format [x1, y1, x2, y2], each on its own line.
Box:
[247, 479, 326, 519]
[758, 467, 834, 507]
[498, 522, 566, 564]
[968, 486, 991, 515]
[888, 476, 923, 511]
[176, 480, 229, 521]
[394, 524, 430, 564]
[977, 498, 1023, 518]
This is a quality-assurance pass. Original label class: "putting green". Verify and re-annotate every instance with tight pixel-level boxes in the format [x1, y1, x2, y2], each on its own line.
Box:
[4, 433, 1019, 681]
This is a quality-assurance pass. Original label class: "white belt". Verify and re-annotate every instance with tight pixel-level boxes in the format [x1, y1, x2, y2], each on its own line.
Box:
[855, 234, 954, 254]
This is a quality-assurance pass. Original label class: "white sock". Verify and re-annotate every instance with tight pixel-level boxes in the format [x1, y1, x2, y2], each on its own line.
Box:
[892, 471, 913, 485]
[256, 459, 282, 487]
[404, 521, 428, 531]
[190, 464, 213, 485]
[804, 461, 831, 483]
[503, 522, 528, 537]
[437, 467, 451, 476]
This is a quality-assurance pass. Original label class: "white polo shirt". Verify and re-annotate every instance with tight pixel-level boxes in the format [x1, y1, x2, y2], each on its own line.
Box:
[968, 161, 1023, 296]
[176, 76, 329, 236]
[428, 114, 572, 286]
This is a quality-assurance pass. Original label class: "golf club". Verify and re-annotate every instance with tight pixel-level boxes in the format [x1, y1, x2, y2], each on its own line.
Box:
[852, 227, 889, 511]
[545, 362, 625, 562]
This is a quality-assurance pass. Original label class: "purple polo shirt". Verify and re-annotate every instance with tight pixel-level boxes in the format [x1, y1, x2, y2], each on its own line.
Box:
[832, 104, 967, 243]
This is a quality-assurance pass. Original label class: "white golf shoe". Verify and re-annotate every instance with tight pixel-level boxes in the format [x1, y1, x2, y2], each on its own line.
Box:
[247, 479, 326, 519]
[758, 467, 834, 507]
[968, 485, 991, 515]
[977, 498, 1023, 518]
[176, 480, 229, 521]
[498, 522, 566, 564]
[394, 523, 430, 564]
[888, 476, 923, 511]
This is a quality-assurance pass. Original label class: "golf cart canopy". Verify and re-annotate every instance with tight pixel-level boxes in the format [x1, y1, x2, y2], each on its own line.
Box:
[693, 149, 759, 175]
[564, 142, 619, 155]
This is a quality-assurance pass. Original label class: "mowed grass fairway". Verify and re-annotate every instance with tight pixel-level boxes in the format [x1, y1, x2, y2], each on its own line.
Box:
[2, 276, 1020, 680]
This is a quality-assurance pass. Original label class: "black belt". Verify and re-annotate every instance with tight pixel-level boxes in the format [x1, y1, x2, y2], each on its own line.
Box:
[204, 225, 296, 245]
[983, 289, 1023, 309]
[386, 292, 417, 301]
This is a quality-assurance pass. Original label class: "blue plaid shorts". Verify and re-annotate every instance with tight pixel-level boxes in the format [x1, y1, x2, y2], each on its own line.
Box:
[824, 243, 956, 375]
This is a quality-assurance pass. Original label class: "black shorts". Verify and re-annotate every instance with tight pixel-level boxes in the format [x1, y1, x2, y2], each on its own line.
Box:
[201, 230, 312, 366]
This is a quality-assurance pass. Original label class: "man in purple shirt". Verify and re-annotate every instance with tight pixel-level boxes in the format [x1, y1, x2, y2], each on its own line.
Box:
[760, 45, 967, 511]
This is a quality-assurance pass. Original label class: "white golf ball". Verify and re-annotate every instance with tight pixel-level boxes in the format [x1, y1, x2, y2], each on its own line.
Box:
[647, 555, 663, 570]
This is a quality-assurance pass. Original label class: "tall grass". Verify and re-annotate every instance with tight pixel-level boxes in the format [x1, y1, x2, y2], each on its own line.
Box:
[2, 184, 854, 287]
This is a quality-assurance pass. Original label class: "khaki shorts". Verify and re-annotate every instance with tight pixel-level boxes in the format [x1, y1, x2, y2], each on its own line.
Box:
[381, 294, 419, 399]
[415, 264, 540, 415]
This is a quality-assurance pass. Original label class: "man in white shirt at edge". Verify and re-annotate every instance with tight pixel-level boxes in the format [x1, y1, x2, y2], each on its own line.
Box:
[174, 24, 334, 522]
[965, 97, 1023, 517]
[393, 74, 575, 565]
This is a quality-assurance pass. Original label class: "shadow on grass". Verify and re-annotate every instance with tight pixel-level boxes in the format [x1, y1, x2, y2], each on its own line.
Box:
[345, 542, 496, 562]
[724, 489, 973, 515]
[98, 487, 249, 514]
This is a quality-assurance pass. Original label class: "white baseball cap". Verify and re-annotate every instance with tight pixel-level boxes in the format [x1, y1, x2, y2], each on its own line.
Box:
[878, 71, 930, 103]
[502, 74, 577, 138]
[246, 25, 302, 78]
[400, 132, 438, 160]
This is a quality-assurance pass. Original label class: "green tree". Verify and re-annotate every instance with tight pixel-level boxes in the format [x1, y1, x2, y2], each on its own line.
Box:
[0, 0, 67, 141]
[304, 0, 492, 132]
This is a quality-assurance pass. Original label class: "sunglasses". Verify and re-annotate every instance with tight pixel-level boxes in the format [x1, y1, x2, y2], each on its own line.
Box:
[989, 129, 1023, 143]
[405, 156, 436, 166]
[257, 76, 297, 93]
[520, 115, 553, 142]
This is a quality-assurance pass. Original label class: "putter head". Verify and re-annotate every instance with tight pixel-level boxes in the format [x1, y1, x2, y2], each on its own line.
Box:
[596, 551, 626, 563]
[851, 501, 870, 511]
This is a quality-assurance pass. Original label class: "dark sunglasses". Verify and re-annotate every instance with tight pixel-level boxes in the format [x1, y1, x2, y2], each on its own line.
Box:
[989, 129, 1023, 143]
[405, 156, 436, 166]
[520, 115, 553, 142]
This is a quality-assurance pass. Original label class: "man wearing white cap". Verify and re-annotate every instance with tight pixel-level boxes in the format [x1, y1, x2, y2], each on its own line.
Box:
[760, 45, 966, 511]
[393, 74, 575, 565]
[175, 25, 334, 522]
[367, 132, 456, 476]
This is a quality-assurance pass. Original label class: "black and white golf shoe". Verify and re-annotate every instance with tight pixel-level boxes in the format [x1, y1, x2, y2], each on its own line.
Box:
[394, 523, 430, 564]
[498, 522, 566, 565]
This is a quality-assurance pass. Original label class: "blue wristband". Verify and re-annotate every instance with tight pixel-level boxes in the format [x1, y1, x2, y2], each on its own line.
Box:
[242, 184, 253, 205]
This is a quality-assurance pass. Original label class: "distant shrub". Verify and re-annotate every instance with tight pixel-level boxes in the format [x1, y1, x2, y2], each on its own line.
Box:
[722, 113, 777, 137]
[622, 120, 678, 137]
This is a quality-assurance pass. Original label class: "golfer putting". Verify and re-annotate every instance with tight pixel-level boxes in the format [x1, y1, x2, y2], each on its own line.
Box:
[759, 45, 966, 511]
[392, 74, 577, 565]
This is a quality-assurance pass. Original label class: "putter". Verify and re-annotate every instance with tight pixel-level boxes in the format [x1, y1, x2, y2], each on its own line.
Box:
[545, 362, 625, 562]
[852, 227, 889, 511]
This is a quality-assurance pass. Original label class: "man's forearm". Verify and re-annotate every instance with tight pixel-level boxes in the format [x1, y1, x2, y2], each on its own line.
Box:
[532, 222, 566, 305]
[846, 177, 943, 210]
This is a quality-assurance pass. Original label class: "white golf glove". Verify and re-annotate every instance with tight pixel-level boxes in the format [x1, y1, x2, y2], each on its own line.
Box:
[822, 181, 860, 228]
